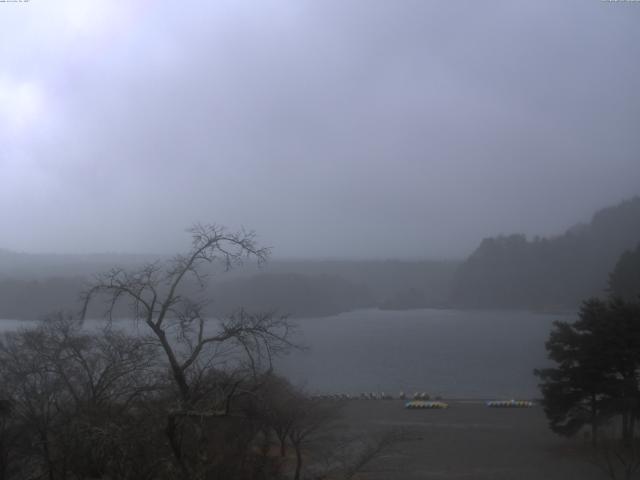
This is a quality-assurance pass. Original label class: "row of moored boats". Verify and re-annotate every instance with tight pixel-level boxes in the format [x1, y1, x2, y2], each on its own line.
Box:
[310, 392, 534, 409]
[311, 392, 442, 401]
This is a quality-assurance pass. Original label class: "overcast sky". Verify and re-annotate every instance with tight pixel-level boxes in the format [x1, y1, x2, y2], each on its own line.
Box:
[0, 1, 639, 259]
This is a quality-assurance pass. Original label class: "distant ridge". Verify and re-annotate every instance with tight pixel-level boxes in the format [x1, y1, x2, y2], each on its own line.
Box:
[4, 197, 636, 317]
[0, 249, 457, 320]
[451, 196, 640, 309]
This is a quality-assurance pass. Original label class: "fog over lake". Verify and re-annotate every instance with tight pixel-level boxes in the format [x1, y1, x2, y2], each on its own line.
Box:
[276, 309, 566, 398]
[0, 308, 567, 399]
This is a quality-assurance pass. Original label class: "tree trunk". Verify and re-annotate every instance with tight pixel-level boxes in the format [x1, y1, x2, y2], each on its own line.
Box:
[150, 324, 190, 404]
[0, 439, 6, 480]
[294, 443, 302, 480]
[591, 394, 598, 446]
[165, 414, 190, 479]
[41, 434, 55, 480]
[622, 411, 632, 447]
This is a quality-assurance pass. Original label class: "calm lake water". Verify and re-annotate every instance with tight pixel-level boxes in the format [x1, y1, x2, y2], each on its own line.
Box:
[0, 308, 572, 399]
[274, 308, 571, 399]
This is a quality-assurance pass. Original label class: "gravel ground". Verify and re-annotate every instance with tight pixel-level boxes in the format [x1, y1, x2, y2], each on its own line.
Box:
[332, 400, 604, 480]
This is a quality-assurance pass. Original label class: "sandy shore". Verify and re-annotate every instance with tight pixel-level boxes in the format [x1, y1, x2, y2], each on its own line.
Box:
[333, 400, 603, 479]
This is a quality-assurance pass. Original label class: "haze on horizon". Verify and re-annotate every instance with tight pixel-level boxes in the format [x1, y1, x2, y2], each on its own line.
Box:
[1, 1, 639, 259]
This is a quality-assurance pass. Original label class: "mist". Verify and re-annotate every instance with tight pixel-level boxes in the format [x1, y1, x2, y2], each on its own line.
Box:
[2, 3, 640, 479]
[1, 0, 639, 259]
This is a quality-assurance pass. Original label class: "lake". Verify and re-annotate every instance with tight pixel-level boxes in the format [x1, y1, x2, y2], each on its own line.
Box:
[274, 308, 570, 399]
[0, 308, 571, 399]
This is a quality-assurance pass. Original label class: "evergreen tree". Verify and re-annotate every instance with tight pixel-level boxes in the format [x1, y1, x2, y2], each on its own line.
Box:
[535, 299, 611, 443]
[535, 297, 640, 444]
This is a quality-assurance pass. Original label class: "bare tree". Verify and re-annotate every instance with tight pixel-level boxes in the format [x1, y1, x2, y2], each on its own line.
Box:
[287, 399, 342, 480]
[80, 224, 296, 478]
[307, 428, 411, 480]
[0, 312, 162, 480]
[0, 399, 19, 480]
[256, 373, 299, 457]
[80, 224, 294, 408]
[0, 319, 73, 480]
[338, 430, 407, 480]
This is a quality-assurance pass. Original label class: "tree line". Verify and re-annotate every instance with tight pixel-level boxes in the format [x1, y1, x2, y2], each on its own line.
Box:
[453, 197, 640, 309]
[0, 261, 457, 321]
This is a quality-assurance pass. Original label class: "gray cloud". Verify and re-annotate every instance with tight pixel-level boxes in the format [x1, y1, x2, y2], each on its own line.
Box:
[0, 0, 639, 258]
